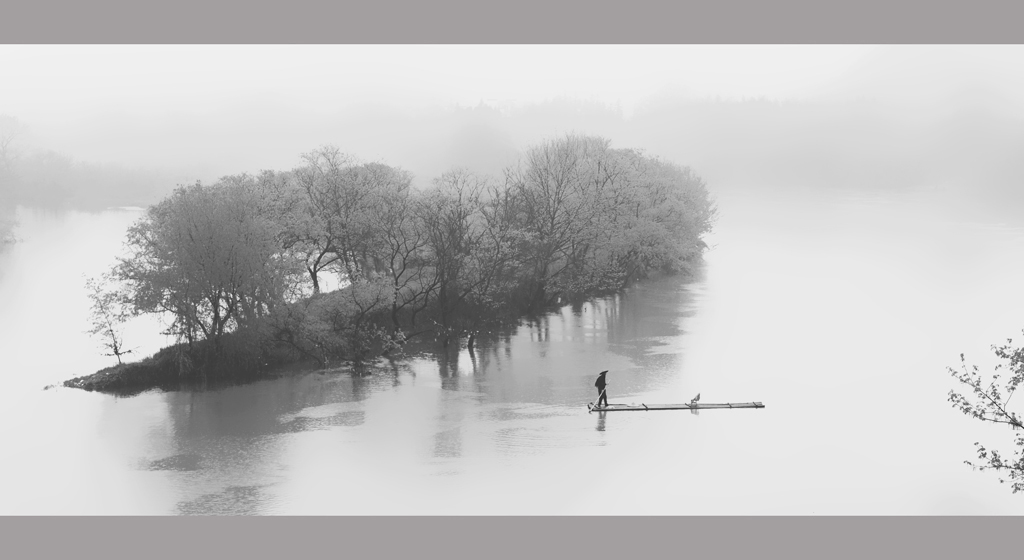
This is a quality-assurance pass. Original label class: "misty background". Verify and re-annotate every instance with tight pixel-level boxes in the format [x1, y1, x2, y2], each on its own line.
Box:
[2, 45, 1023, 220]
[3, 45, 1024, 514]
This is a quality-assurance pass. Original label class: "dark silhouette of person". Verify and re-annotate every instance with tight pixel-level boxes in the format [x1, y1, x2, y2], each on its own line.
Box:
[595, 370, 609, 407]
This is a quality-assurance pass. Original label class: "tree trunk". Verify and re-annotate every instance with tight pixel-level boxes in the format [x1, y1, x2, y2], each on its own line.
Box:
[309, 266, 320, 294]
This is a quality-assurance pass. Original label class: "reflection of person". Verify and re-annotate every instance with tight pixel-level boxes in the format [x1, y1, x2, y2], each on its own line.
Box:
[595, 370, 609, 407]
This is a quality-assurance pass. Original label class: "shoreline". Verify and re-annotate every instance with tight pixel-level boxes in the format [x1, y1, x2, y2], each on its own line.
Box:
[60, 271, 691, 396]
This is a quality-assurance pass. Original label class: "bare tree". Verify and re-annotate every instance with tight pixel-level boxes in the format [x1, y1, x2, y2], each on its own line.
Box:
[115, 180, 298, 353]
[291, 146, 356, 291]
[0, 114, 27, 179]
[358, 163, 436, 337]
[419, 168, 487, 345]
[85, 275, 131, 364]
[949, 334, 1024, 492]
[0, 199, 14, 246]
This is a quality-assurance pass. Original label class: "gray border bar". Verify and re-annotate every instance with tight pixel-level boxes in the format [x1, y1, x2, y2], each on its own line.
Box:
[2, 0, 1022, 559]
[1, 516, 1020, 559]
[3, 0, 1024, 43]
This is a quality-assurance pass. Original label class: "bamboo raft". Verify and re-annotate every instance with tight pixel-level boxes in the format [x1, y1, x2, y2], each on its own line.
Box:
[588, 401, 765, 413]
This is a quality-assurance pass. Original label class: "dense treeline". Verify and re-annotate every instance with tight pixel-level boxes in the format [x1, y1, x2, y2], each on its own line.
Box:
[86, 134, 714, 383]
[0, 149, 180, 210]
[0, 206, 14, 246]
[0, 115, 182, 211]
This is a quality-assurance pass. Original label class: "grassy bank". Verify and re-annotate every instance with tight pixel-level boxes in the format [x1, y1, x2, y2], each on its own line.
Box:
[63, 267, 695, 396]
[63, 332, 306, 396]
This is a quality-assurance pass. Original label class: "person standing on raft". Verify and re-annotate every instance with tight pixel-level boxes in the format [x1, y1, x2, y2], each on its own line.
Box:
[595, 370, 609, 408]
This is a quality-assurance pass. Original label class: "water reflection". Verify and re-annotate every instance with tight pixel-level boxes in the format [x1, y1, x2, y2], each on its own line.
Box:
[5, 192, 1024, 514]
[131, 267, 703, 513]
[178, 484, 271, 516]
[433, 427, 462, 458]
[113, 368, 406, 514]
[408, 276, 698, 408]
[145, 454, 202, 472]
[162, 372, 372, 439]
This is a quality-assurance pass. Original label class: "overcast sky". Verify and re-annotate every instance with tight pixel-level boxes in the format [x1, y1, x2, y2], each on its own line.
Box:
[3, 45, 1023, 188]
[2, 45, 874, 117]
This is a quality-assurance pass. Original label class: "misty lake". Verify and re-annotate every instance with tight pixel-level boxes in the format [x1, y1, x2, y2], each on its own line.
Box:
[2, 187, 1024, 515]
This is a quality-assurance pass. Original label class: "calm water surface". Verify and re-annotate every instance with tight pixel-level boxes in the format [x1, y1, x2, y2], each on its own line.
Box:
[1, 188, 1023, 514]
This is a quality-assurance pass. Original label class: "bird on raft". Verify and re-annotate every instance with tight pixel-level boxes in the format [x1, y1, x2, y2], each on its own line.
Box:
[690, 393, 700, 405]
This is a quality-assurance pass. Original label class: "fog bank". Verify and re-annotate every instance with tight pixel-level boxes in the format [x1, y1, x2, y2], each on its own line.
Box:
[2, 45, 1022, 219]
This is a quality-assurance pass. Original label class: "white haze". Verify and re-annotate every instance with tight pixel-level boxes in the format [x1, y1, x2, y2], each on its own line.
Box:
[3, 44, 1024, 515]
[2, 45, 1023, 216]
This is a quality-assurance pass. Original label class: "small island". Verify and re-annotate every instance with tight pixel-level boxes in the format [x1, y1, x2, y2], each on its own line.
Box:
[65, 134, 716, 395]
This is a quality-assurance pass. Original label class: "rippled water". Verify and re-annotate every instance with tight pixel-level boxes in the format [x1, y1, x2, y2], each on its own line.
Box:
[1, 188, 1023, 514]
